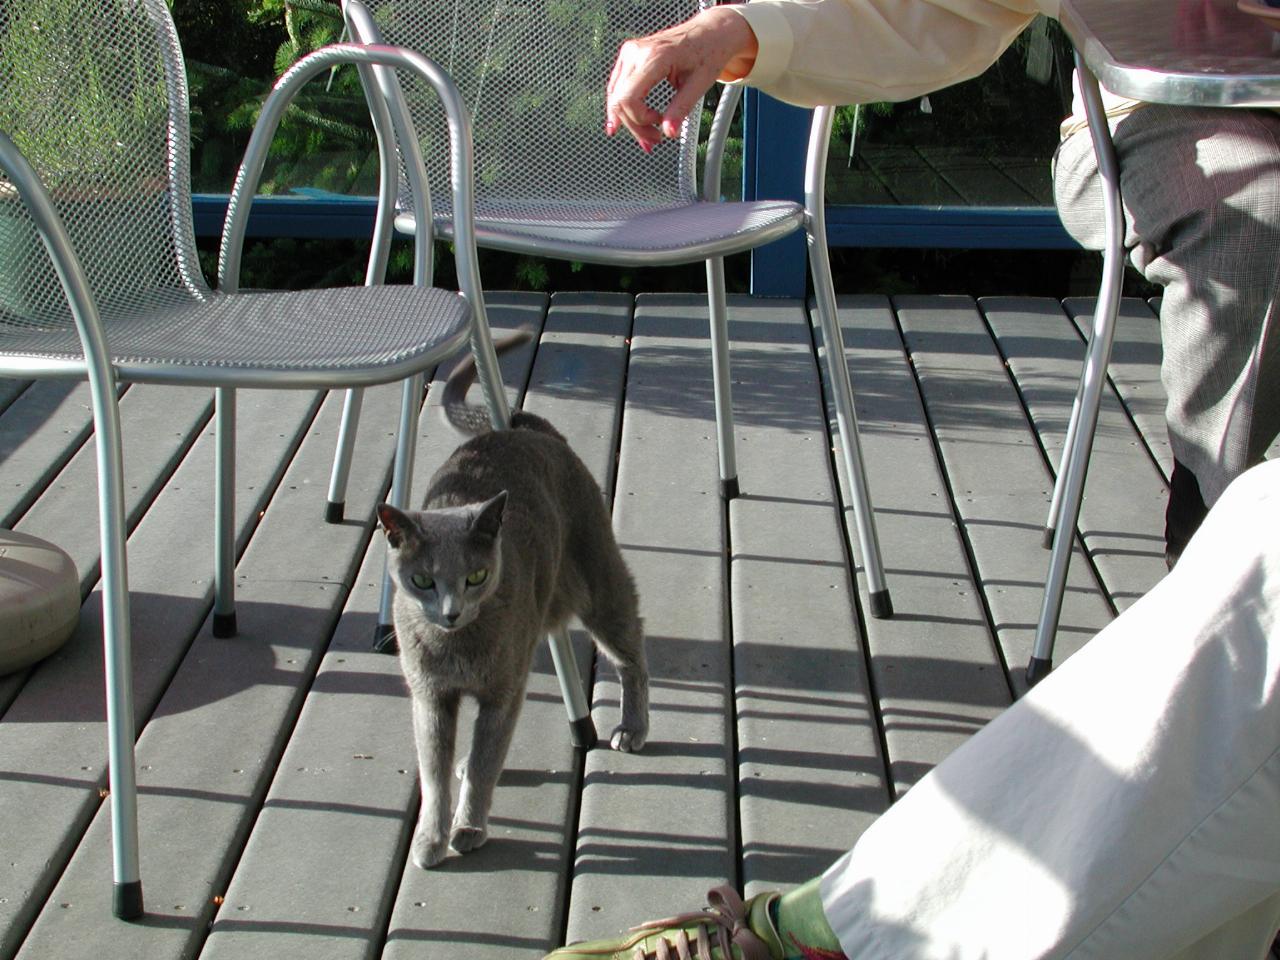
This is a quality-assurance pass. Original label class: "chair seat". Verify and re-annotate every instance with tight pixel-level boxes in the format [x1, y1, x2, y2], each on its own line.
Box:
[0, 284, 472, 387]
[0, 529, 79, 674]
[415, 199, 806, 266]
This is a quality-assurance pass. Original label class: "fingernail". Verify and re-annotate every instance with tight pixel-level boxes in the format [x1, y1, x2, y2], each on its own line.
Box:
[605, 119, 616, 136]
[641, 140, 654, 155]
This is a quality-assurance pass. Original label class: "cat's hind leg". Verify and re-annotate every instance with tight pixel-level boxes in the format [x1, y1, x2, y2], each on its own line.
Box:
[452, 690, 524, 853]
[581, 600, 649, 753]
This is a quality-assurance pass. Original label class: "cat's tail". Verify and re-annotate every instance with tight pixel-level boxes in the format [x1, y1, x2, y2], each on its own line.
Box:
[440, 326, 535, 435]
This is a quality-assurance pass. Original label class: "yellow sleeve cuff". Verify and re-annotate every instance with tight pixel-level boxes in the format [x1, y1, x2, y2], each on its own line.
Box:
[723, 3, 795, 91]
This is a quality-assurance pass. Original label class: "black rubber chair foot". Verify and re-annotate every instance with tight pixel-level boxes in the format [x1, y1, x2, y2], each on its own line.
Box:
[324, 500, 345, 524]
[373, 622, 398, 655]
[212, 611, 237, 638]
[1041, 527, 1055, 550]
[114, 880, 144, 921]
[868, 590, 893, 619]
[1026, 656, 1053, 687]
[570, 716, 598, 750]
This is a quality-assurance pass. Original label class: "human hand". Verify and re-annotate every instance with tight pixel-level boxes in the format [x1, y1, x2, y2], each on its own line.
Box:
[605, 7, 758, 152]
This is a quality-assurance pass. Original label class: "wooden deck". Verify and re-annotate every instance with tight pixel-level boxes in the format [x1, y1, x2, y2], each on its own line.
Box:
[0, 291, 1180, 959]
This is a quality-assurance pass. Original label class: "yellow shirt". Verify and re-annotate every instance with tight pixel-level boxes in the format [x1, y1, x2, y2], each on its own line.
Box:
[725, 0, 1142, 138]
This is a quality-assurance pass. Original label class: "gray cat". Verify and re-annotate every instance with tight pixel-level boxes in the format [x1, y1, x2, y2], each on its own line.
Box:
[377, 331, 648, 869]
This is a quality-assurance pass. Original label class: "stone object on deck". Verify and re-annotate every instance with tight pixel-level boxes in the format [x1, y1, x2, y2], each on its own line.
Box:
[0, 528, 78, 673]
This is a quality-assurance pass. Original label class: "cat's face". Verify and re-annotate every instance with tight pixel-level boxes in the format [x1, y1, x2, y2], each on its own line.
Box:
[378, 492, 506, 632]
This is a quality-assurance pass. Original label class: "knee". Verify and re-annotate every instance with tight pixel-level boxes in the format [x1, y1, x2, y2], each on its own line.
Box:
[1052, 131, 1106, 251]
[1134, 108, 1280, 250]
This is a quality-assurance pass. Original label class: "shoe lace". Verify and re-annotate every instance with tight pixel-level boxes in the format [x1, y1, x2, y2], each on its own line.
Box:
[628, 885, 773, 960]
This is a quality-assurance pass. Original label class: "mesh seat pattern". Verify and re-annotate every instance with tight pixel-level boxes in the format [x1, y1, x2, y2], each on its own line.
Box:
[0, 0, 210, 335]
[0, 284, 470, 380]
[362, 0, 714, 222]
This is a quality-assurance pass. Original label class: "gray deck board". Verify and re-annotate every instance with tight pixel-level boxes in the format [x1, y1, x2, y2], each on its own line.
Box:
[0, 378, 31, 418]
[896, 296, 1109, 694]
[1062, 297, 1170, 478]
[0, 380, 104, 528]
[14, 385, 216, 595]
[981, 296, 1168, 611]
[565, 293, 733, 945]
[727, 297, 887, 897]
[825, 296, 1013, 791]
[12, 385, 368, 960]
[0, 291, 1182, 958]
[0, 387, 322, 960]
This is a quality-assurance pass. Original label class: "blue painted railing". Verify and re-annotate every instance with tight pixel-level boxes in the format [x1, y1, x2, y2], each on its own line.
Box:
[193, 94, 1077, 297]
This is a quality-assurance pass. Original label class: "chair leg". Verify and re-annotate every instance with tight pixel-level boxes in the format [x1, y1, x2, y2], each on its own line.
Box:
[546, 628, 597, 749]
[1029, 290, 1120, 683]
[326, 388, 365, 524]
[212, 388, 237, 639]
[467, 305, 513, 431]
[1027, 58, 1124, 686]
[88, 376, 143, 919]
[374, 374, 423, 653]
[1042, 383, 1085, 550]
[705, 256, 740, 499]
[1029, 330, 1116, 684]
[809, 241, 892, 619]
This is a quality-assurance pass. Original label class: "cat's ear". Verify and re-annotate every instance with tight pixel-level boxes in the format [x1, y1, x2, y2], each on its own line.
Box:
[471, 490, 508, 540]
[377, 503, 414, 549]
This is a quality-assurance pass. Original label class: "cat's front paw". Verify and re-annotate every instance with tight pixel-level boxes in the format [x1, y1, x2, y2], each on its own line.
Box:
[610, 724, 647, 753]
[411, 829, 450, 869]
[450, 824, 488, 853]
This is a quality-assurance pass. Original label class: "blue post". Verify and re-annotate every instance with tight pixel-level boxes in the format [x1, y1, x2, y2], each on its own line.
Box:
[742, 90, 810, 298]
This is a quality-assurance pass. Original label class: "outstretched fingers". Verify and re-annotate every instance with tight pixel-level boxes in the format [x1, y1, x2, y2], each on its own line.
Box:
[605, 36, 673, 151]
[605, 8, 758, 151]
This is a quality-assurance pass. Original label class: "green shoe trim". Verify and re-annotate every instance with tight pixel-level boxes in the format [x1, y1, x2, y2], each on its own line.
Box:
[745, 891, 785, 957]
[771, 877, 845, 958]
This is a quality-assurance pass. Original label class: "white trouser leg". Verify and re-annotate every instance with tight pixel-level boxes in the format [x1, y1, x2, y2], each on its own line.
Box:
[821, 459, 1280, 960]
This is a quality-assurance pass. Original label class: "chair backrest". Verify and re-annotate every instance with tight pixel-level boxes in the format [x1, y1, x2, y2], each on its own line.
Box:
[349, 0, 711, 221]
[0, 0, 207, 336]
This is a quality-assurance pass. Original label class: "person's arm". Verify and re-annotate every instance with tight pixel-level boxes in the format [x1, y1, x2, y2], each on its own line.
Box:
[606, 0, 1053, 150]
[732, 0, 1050, 107]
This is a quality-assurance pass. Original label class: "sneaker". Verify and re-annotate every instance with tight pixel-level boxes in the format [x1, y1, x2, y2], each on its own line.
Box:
[544, 885, 783, 959]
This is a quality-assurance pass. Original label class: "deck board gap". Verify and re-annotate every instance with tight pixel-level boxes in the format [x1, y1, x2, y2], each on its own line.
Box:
[801, 297, 896, 803]
[887, 297, 1019, 701]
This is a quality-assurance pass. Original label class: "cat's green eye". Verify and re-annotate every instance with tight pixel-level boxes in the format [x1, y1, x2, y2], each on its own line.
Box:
[410, 573, 435, 591]
[465, 568, 488, 587]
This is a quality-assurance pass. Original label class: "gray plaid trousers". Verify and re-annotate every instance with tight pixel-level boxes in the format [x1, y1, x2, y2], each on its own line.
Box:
[1054, 101, 1280, 505]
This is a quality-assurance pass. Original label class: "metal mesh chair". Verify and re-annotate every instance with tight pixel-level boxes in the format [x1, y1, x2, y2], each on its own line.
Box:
[328, 0, 893, 621]
[0, 0, 559, 919]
